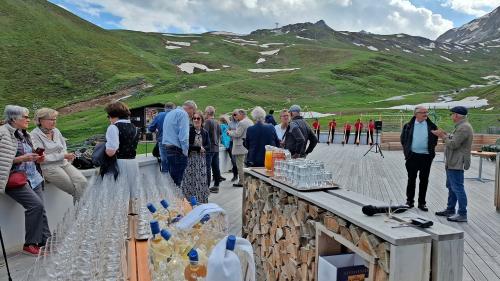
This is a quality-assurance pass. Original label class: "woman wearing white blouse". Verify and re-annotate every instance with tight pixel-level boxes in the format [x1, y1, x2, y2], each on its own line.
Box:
[31, 108, 87, 204]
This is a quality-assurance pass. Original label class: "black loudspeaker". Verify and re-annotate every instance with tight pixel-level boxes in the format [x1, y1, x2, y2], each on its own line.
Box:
[375, 121, 383, 130]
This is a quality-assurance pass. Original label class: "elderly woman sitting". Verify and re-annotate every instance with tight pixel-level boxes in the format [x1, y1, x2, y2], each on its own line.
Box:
[244, 106, 280, 167]
[0, 105, 50, 255]
[31, 108, 87, 204]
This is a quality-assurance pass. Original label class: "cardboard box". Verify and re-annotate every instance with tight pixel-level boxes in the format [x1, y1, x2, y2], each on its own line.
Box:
[318, 253, 369, 281]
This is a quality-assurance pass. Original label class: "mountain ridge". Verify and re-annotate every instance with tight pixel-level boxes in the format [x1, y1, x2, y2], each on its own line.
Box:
[437, 6, 500, 44]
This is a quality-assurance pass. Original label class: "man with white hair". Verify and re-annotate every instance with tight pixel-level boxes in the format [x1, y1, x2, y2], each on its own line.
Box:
[400, 106, 438, 211]
[162, 100, 197, 186]
[227, 109, 253, 187]
[245, 106, 280, 167]
[432, 106, 473, 222]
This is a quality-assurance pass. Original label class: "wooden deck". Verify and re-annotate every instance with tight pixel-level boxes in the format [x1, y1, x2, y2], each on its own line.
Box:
[1, 144, 498, 280]
[212, 144, 500, 281]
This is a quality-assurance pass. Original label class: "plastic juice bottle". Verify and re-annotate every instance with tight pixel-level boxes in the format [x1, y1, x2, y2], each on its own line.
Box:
[149, 220, 164, 270]
[147, 203, 165, 222]
[189, 196, 199, 208]
[178, 215, 211, 259]
[160, 199, 179, 224]
[184, 249, 207, 281]
[226, 235, 236, 251]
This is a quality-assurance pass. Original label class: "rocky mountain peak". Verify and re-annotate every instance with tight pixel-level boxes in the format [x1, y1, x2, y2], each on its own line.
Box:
[437, 5, 500, 44]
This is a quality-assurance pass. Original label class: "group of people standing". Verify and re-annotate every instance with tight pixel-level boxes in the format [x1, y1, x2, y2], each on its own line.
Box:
[312, 118, 376, 145]
[148, 102, 319, 203]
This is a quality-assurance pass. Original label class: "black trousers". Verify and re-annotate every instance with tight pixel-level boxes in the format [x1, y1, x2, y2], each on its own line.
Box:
[344, 130, 350, 144]
[315, 129, 320, 143]
[354, 130, 361, 144]
[366, 130, 374, 144]
[327, 128, 335, 143]
[405, 153, 433, 205]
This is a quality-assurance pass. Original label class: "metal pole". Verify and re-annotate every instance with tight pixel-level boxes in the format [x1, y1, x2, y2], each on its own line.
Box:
[0, 226, 13, 281]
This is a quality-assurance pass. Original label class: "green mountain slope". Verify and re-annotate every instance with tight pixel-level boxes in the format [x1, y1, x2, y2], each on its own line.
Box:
[0, 0, 156, 107]
[0, 2, 498, 143]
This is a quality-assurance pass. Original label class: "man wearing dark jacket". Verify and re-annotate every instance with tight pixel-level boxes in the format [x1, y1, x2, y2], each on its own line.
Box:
[284, 105, 318, 158]
[400, 106, 438, 211]
[245, 107, 281, 167]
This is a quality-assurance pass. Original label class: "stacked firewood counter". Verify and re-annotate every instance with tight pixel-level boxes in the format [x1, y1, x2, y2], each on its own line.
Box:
[242, 169, 464, 281]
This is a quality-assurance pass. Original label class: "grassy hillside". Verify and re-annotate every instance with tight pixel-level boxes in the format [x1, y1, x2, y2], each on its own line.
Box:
[0, 1, 498, 144]
[0, 0, 156, 107]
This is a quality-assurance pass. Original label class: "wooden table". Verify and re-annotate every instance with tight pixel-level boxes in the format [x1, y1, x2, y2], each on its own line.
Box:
[466, 151, 497, 183]
[243, 169, 464, 281]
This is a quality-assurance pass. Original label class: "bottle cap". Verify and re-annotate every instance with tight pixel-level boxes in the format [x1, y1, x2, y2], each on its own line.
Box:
[160, 199, 169, 209]
[171, 214, 183, 223]
[188, 249, 199, 262]
[150, 220, 160, 235]
[189, 196, 197, 206]
[160, 229, 171, 241]
[147, 203, 157, 213]
[226, 235, 236, 251]
[200, 214, 210, 223]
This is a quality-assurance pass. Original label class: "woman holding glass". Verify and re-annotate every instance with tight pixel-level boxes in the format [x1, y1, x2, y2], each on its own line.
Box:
[181, 111, 210, 203]
[31, 108, 87, 204]
[0, 105, 50, 255]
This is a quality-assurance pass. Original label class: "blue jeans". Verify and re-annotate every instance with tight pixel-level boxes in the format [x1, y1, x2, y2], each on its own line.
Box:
[159, 143, 169, 173]
[446, 169, 467, 216]
[166, 146, 188, 186]
[206, 152, 221, 187]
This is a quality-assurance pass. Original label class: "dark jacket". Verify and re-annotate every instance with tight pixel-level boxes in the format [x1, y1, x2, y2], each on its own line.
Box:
[400, 117, 438, 160]
[265, 114, 277, 126]
[188, 126, 210, 155]
[244, 122, 281, 167]
[204, 118, 221, 153]
[284, 116, 318, 157]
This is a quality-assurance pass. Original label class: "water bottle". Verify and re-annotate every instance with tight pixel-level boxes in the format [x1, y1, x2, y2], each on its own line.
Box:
[183, 249, 207, 281]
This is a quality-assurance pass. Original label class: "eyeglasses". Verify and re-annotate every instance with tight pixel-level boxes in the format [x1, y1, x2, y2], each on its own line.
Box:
[233, 114, 238, 116]
[192, 117, 201, 121]
[21, 115, 30, 119]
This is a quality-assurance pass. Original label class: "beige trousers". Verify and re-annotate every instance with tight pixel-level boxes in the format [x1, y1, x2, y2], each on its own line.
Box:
[235, 154, 246, 185]
[42, 162, 87, 204]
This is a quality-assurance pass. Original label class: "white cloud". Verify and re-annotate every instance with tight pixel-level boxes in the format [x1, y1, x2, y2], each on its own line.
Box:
[60, 0, 454, 39]
[442, 0, 500, 17]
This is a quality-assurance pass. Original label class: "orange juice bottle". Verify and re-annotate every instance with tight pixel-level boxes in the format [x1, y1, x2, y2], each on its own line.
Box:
[184, 249, 207, 281]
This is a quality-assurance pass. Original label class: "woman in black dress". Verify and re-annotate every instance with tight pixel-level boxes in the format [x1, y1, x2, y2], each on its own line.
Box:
[181, 111, 210, 203]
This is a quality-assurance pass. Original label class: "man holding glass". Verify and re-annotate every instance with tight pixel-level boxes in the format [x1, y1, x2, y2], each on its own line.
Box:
[400, 106, 438, 211]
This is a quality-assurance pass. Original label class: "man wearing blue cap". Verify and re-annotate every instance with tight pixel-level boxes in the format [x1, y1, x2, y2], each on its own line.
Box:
[432, 106, 473, 222]
[283, 105, 318, 158]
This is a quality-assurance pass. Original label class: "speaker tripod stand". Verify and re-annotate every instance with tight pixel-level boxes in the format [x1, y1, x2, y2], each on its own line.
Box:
[363, 129, 384, 158]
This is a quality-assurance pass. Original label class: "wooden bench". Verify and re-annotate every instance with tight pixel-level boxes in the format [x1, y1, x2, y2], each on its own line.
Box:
[380, 132, 500, 152]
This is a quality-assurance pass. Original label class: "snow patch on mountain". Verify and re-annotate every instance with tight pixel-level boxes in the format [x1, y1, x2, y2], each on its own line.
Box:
[178, 63, 220, 74]
[440, 56, 453, 62]
[259, 49, 280, 56]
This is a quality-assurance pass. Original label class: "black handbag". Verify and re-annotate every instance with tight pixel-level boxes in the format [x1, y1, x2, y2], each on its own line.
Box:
[91, 142, 106, 167]
[152, 142, 160, 158]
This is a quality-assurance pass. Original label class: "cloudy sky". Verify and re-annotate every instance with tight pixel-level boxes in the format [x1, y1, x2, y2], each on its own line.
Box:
[49, 0, 500, 39]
